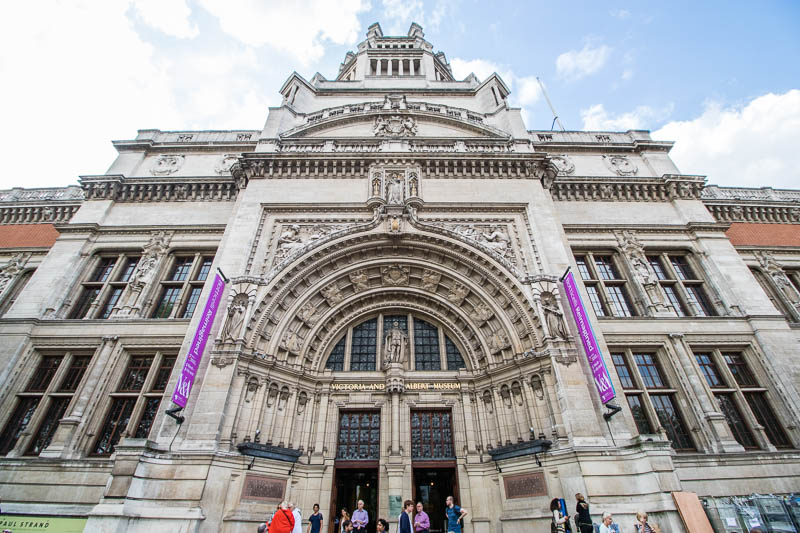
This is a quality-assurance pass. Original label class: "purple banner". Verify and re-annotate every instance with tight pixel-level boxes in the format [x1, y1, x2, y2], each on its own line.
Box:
[562, 271, 616, 404]
[171, 273, 226, 408]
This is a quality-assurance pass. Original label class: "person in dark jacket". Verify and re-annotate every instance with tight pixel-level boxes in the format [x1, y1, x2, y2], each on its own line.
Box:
[399, 500, 414, 533]
[574, 493, 593, 533]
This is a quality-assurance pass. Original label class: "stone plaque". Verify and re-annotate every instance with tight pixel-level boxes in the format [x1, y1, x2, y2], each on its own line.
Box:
[242, 474, 286, 502]
[503, 472, 547, 499]
[389, 495, 403, 517]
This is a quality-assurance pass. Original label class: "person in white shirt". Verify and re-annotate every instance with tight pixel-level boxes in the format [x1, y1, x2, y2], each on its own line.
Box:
[289, 502, 303, 533]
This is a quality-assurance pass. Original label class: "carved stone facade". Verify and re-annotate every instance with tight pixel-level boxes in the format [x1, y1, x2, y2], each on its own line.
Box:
[0, 21, 799, 533]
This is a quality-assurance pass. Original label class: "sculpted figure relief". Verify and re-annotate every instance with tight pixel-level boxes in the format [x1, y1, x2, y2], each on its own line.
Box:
[541, 291, 568, 339]
[321, 283, 344, 306]
[0, 252, 30, 294]
[408, 174, 419, 196]
[488, 330, 510, 353]
[447, 282, 469, 305]
[421, 269, 441, 292]
[281, 331, 304, 354]
[372, 174, 382, 197]
[469, 302, 493, 323]
[222, 293, 248, 341]
[297, 301, 320, 325]
[349, 269, 370, 293]
[480, 225, 511, 256]
[383, 321, 409, 367]
[386, 174, 404, 204]
[382, 265, 409, 286]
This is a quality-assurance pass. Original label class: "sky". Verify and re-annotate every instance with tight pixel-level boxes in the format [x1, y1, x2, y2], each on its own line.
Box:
[0, 1, 798, 190]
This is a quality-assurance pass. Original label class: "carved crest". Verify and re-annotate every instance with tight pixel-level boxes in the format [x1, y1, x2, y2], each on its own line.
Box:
[603, 155, 638, 176]
[150, 154, 185, 176]
[373, 115, 417, 137]
[381, 265, 410, 286]
[215, 154, 240, 175]
[550, 155, 575, 175]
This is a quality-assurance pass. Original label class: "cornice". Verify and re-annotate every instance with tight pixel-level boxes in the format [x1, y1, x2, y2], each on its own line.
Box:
[562, 222, 731, 234]
[79, 174, 241, 202]
[550, 174, 706, 202]
[701, 185, 800, 224]
[53, 222, 226, 235]
[0, 203, 80, 225]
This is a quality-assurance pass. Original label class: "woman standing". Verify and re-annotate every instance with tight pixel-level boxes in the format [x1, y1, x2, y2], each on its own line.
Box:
[307, 503, 323, 533]
[574, 494, 593, 533]
[550, 498, 569, 533]
[334, 508, 350, 533]
[634, 511, 661, 533]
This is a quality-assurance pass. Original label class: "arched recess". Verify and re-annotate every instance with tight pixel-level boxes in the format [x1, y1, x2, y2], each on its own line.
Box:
[242, 230, 543, 371]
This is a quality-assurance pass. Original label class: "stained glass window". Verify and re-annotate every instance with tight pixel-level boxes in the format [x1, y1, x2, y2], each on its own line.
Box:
[411, 410, 454, 459]
[336, 411, 380, 460]
[350, 319, 377, 371]
[414, 319, 440, 370]
[326, 337, 346, 371]
[445, 336, 465, 370]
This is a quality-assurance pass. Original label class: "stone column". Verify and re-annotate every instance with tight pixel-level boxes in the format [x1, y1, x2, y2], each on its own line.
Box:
[491, 386, 510, 445]
[541, 370, 567, 441]
[461, 390, 477, 453]
[398, 58, 404, 75]
[387, 373, 404, 455]
[387, 58, 393, 76]
[376, 59, 382, 76]
[312, 390, 329, 458]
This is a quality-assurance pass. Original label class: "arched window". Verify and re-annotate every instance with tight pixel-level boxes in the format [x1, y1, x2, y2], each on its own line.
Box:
[323, 312, 467, 372]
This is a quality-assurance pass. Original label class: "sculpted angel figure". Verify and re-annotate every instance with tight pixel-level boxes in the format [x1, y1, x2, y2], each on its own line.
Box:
[276, 224, 305, 259]
[480, 225, 510, 253]
[387, 175, 404, 204]
[383, 321, 409, 367]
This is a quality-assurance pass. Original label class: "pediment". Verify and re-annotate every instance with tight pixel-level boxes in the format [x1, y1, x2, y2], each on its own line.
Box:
[281, 109, 509, 140]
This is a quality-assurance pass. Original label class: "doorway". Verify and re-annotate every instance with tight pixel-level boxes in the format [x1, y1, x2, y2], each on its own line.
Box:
[333, 467, 378, 533]
[412, 466, 458, 533]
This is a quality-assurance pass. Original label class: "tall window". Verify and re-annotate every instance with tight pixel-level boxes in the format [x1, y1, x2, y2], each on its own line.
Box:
[92, 352, 175, 455]
[693, 349, 791, 449]
[574, 253, 635, 317]
[411, 410, 454, 460]
[336, 411, 380, 460]
[750, 267, 796, 319]
[0, 352, 92, 456]
[0, 269, 34, 316]
[647, 253, 715, 317]
[323, 313, 468, 371]
[69, 254, 140, 319]
[152, 254, 214, 319]
[610, 349, 694, 450]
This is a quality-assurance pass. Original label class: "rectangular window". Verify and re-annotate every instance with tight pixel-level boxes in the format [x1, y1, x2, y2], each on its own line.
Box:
[722, 353, 757, 387]
[59, 356, 91, 392]
[0, 397, 41, 455]
[180, 287, 203, 318]
[119, 356, 154, 392]
[70, 253, 142, 319]
[606, 285, 633, 317]
[151, 357, 175, 392]
[93, 397, 136, 455]
[410, 410, 454, 459]
[336, 411, 380, 460]
[649, 252, 716, 317]
[651, 394, 694, 450]
[414, 318, 441, 370]
[25, 397, 70, 456]
[196, 258, 213, 281]
[685, 286, 713, 317]
[170, 257, 193, 281]
[152, 254, 216, 319]
[133, 397, 162, 439]
[572, 251, 636, 317]
[585, 286, 606, 316]
[647, 256, 667, 280]
[118, 257, 140, 282]
[695, 353, 725, 388]
[152, 287, 181, 318]
[634, 354, 665, 389]
[445, 337, 466, 370]
[716, 393, 757, 448]
[594, 256, 619, 280]
[349, 318, 377, 371]
[69, 287, 101, 319]
[325, 337, 346, 371]
[611, 353, 634, 389]
[662, 285, 687, 316]
[27, 356, 63, 392]
[575, 256, 592, 281]
[91, 258, 117, 282]
[99, 287, 123, 319]
[626, 394, 653, 434]
[745, 393, 791, 448]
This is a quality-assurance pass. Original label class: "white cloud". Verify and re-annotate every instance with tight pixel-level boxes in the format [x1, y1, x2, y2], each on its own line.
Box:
[556, 43, 611, 81]
[132, 0, 198, 38]
[610, 9, 630, 19]
[581, 103, 673, 131]
[621, 69, 633, 81]
[198, 0, 370, 65]
[381, 0, 454, 35]
[653, 90, 800, 188]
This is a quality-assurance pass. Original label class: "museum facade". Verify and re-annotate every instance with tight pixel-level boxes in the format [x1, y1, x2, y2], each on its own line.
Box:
[1, 22, 799, 533]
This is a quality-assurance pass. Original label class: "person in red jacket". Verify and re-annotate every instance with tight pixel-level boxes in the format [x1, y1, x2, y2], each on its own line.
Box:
[270, 501, 296, 533]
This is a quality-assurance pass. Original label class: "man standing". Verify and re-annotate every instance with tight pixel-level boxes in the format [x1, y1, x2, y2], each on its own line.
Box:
[575, 493, 593, 533]
[351, 500, 369, 532]
[399, 500, 414, 533]
[445, 496, 467, 533]
[289, 502, 302, 533]
[414, 502, 430, 533]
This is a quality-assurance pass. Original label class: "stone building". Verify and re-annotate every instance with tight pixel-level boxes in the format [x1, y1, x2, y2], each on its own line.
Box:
[0, 22, 799, 533]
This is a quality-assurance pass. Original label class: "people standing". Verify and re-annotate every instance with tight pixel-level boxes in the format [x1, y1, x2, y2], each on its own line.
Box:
[307, 503, 323, 533]
[289, 503, 302, 533]
[351, 500, 369, 532]
[634, 511, 661, 533]
[445, 496, 467, 533]
[376, 518, 389, 533]
[574, 494, 593, 533]
[414, 502, 430, 533]
[269, 501, 296, 533]
[399, 500, 414, 533]
[341, 520, 354, 532]
[336, 508, 350, 533]
[598, 512, 619, 533]
[550, 498, 569, 533]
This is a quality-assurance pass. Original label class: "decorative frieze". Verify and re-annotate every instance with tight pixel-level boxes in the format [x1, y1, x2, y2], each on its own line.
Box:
[80, 175, 239, 202]
[551, 175, 705, 202]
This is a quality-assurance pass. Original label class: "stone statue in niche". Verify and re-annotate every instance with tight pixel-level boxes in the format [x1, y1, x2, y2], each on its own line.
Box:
[501, 388, 512, 408]
[297, 392, 308, 414]
[386, 173, 404, 204]
[757, 251, 800, 307]
[244, 377, 259, 403]
[222, 293, 249, 341]
[421, 269, 441, 292]
[408, 173, 419, 196]
[383, 321, 409, 367]
[483, 392, 494, 414]
[541, 291, 568, 339]
[349, 269, 369, 293]
[371, 174, 382, 197]
[447, 282, 469, 305]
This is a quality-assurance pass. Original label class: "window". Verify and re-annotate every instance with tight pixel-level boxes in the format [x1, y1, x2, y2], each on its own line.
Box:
[646, 253, 715, 317]
[92, 352, 175, 455]
[322, 313, 468, 372]
[0, 269, 34, 317]
[336, 411, 380, 460]
[411, 410, 454, 459]
[750, 267, 796, 319]
[0, 352, 92, 456]
[152, 254, 214, 319]
[610, 349, 694, 451]
[69, 254, 140, 319]
[692, 348, 792, 449]
[573, 253, 635, 317]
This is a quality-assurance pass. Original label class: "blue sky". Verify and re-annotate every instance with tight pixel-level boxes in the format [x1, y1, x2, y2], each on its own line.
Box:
[1, 1, 798, 189]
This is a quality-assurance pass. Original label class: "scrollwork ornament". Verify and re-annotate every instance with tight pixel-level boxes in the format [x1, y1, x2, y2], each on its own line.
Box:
[602, 155, 638, 176]
[215, 154, 240, 175]
[550, 155, 575, 175]
[150, 154, 185, 176]
[381, 265, 409, 286]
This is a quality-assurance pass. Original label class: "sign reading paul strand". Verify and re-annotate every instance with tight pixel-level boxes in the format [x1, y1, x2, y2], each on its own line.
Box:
[172, 273, 226, 408]
[562, 271, 616, 404]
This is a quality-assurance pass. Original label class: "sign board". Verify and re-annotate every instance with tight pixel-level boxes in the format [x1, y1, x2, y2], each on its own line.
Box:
[503, 472, 547, 499]
[562, 271, 616, 404]
[172, 273, 226, 408]
[241, 474, 286, 502]
[0, 515, 87, 533]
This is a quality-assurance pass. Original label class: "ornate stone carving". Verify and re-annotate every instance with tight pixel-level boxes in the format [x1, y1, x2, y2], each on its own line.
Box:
[428, 222, 519, 268]
[222, 293, 249, 341]
[150, 154, 185, 176]
[420, 269, 441, 292]
[297, 392, 308, 414]
[274, 223, 349, 265]
[0, 252, 30, 294]
[321, 283, 344, 306]
[550, 155, 575, 176]
[386, 376, 405, 393]
[469, 302, 493, 323]
[128, 231, 173, 290]
[215, 154, 240, 175]
[383, 321, 409, 368]
[756, 251, 800, 308]
[541, 291, 568, 339]
[280, 331, 304, 354]
[446, 282, 469, 305]
[371, 173, 382, 197]
[349, 269, 370, 293]
[408, 172, 419, 197]
[614, 230, 667, 312]
[381, 265, 409, 286]
[373, 115, 417, 137]
[386, 172, 405, 204]
[297, 301, 320, 326]
[488, 330, 511, 353]
[602, 155, 638, 176]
